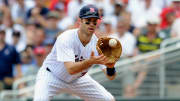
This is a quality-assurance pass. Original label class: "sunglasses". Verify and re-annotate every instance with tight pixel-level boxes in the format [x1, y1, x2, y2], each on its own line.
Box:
[84, 20, 97, 25]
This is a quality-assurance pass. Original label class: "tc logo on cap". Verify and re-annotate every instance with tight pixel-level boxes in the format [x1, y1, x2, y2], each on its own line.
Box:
[79, 5, 100, 19]
[90, 8, 95, 13]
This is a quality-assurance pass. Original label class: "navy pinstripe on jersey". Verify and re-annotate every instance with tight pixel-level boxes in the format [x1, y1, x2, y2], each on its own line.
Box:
[41, 29, 105, 82]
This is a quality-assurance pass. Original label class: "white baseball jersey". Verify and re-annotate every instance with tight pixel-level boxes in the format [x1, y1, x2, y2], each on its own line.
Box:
[34, 29, 115, 101]
[42, 28, 105, 83]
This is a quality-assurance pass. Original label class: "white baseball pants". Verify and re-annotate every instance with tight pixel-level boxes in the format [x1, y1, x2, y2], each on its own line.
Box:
[33, 67, 115, 101]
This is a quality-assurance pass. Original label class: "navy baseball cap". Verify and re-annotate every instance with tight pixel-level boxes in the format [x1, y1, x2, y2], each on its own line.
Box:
[79, 5, 100, 19]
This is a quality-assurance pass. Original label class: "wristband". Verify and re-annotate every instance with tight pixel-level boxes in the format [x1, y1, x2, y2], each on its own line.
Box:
[106, 67, 116, 76]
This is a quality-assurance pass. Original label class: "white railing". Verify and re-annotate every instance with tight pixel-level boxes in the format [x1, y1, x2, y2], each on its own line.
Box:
[1, 37, 180, 100]
[89, 37, 180, 98]
[13, 75, 36, 90]
[0, 75, 36, 100]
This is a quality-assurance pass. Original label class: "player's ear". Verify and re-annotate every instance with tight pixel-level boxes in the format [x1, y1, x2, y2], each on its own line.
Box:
[78, 18, 83, 23]
[77, 17, 81, 21]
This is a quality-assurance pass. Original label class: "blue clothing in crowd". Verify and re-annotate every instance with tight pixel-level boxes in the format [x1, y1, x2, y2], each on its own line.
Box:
[0, 44, 21, 80]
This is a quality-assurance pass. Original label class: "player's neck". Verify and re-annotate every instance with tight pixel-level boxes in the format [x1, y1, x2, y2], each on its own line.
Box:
[78, 29, 92, 46]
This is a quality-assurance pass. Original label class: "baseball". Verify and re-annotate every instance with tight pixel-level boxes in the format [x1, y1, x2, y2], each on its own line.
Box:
[109, 39, 117, 48]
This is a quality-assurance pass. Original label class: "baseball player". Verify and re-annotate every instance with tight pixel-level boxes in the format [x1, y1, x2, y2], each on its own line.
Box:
[34, 4, 116, 101]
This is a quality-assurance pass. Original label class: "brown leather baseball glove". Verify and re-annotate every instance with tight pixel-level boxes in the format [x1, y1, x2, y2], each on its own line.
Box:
[96, 37, 122, 68]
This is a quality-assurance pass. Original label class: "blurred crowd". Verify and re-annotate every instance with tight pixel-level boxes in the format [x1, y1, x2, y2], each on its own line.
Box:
[0, 0, 180, 98]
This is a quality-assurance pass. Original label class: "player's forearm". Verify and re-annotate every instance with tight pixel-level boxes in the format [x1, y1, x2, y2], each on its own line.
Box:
[64, 59, 93, 75]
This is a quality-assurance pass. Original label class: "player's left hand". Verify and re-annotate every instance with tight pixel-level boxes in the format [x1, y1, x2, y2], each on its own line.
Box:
[96, 37, 122, 68]
[88, 51, 110, 65]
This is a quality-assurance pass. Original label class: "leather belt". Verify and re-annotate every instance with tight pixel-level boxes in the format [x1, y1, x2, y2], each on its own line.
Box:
[46, 67, 51, 72]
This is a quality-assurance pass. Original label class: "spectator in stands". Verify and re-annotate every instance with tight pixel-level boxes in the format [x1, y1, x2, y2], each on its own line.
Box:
[7, 27, 26, 53]
[20, 50, 35, 77]
[18, 47, 46, 96]
[0, 4, 13, 29]
[136, 15, 162, 53]
[56, 4, 74, 32]
[130, 14, 163, 98]
[110, 1, 125, 28]
[25, 19, 37, 46]
[171, 18, 180, 38]
[11, 0, 27, 25]
[159, 10, 176, 40]
[128, 0, 162, 28]
[12, 30, 21, 50]
[121, 12, 136, 34]
[20, 46, 45, 78]
[49, 0, 70, 14]
[44, 11, 60, 40]
[0, 29, 22, 90]
[96, 1, 130, 38]
[67, 0, 85, 20]
[34, 26, 46, 47]
[110, 17, 137, 98]
[110, 17, 136, 58]
[160, 0, 180, 29]
[0, 3, 27, 53]
[32, 10, 60, 41]
[25, 45, 35, 61]
[103, 17, 115, 35]
[17, 47, 45, 95]
[96, 17, 115, 38]
[27, 0, 49, 19]
[97, 0, 115, 17]
[33, 46, 46, 68]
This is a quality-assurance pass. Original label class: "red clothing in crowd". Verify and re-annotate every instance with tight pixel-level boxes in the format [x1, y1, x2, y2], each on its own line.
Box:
[160, 7, 180, 29]
[49, 0, 71, 13]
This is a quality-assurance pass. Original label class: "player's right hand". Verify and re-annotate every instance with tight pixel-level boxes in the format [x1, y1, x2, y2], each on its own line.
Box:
[88, 51, 110, 65]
